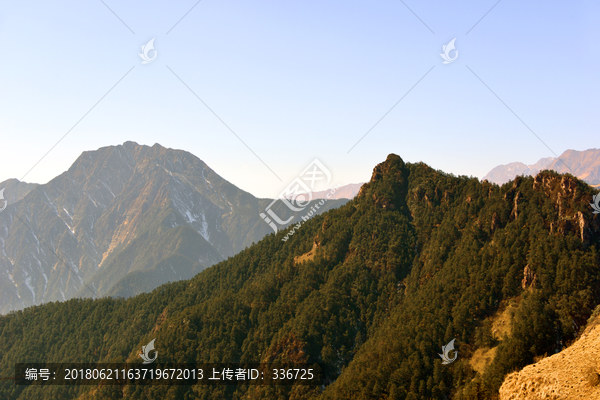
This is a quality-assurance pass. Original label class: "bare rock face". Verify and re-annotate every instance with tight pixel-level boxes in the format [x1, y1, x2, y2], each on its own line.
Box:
[532, 173, 580, 219]
[510, 191, 522, 221]
[499, 324, 600, 400]
[577, 211, 589, 243]
[531, 171, 599, 245]
[521, 265, 537, 289]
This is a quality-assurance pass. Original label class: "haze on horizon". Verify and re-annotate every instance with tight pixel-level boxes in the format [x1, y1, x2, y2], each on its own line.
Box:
[0, 0, 598, 198]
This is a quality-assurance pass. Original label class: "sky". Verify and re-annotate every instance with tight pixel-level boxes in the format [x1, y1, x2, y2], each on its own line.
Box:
[0, 0, 598, 198]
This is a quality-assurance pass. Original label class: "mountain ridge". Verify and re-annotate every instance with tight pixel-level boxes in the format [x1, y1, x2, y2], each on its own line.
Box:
[1, 153, 597, 399]
[483, 148, 600, 186]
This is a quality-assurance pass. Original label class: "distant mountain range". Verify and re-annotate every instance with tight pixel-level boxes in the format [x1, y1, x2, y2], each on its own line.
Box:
[311, 182, 364, 200]
[0, 142, 346, 313]
[483, 148, 600, 187]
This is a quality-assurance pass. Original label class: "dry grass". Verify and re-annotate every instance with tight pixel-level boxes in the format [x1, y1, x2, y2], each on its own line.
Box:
[470, 347, 497, 374]
[491, 297, 521, 340]
[468, 297, 521, 376]
[294, 250, 316, 264]
[294, 242, 318, 265]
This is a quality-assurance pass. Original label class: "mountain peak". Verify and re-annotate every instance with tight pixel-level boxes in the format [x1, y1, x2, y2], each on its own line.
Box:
[369, 154, 405, 183]
[122, 140, 140, 148]
[357, 153, 408, 211]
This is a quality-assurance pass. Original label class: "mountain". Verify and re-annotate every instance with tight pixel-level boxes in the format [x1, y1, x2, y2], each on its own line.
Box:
[0, 154, 598, 400]
[545, 149, 600, 186]
[311, 183, 364, 200]
[0, 142, 346, 313]
[483, 157, 556, 185]
[483, 148, 600, 186]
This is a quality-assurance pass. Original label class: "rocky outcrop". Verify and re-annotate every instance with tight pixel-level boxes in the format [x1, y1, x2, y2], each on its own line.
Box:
[510, 191, 522, 221]
[499, 323, 600, 399]
[532, 173, 581, 218]
[521, 265, 537, 289]
[357, 154, 409, 212]
[577, 211, 590, 243]
[532, 171, 599, 245]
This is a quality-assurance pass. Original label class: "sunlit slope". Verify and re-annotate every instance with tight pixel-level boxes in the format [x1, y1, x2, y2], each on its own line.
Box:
[0, 154, 598, 400]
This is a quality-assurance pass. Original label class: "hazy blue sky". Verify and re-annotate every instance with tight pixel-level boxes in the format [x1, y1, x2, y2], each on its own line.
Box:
[1, 0, 598, 198]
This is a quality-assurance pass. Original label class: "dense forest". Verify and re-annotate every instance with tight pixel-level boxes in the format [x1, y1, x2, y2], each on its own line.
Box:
[1, 154, 598, 399]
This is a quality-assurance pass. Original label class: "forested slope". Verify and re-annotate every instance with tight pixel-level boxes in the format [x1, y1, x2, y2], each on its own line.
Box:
[0, 154, 598, 400]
